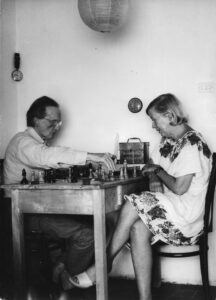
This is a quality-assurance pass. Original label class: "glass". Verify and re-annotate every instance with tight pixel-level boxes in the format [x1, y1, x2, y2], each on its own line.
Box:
[44, 117, 62, 129]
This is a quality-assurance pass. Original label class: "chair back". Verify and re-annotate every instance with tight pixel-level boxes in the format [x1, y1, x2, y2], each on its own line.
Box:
[0, 159, 3, 185]
[204, 152, 216, 234]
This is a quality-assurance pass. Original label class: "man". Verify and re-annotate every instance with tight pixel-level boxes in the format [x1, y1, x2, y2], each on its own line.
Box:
[3, 95, 115, 289]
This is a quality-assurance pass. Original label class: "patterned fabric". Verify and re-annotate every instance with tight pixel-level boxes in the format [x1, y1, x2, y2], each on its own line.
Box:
[126, 130, 212, 246]
[125, 193, 200, 246]
[159, 131, 211, 162]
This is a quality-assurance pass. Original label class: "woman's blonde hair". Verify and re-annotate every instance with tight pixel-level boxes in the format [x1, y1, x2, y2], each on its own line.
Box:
[146, 93, 188, 125]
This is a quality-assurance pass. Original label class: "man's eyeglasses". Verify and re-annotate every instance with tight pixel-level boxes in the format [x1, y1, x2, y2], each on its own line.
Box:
[44, 117, 62, 129]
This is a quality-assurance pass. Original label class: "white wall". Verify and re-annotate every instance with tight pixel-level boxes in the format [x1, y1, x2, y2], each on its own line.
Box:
[1, 0, 216, 285]
[0, 0, 17, 157]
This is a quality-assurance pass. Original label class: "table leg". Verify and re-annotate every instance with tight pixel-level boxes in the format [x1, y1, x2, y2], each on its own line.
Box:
[93, 189, 108, 300]
[11, 190, 26, 300]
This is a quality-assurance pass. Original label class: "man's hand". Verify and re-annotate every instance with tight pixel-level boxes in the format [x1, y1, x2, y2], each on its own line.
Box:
[86, 152, 116, 173]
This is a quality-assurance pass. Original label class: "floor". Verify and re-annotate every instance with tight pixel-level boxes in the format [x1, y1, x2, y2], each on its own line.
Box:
[0, 213, 216, 300]
[1, 256, 216, 300]
[1, 276, 216, 300]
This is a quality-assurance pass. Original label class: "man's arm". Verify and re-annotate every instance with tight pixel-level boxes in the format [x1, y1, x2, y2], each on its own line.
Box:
[86, 152, 116, 172]
[16, 137, 115, 172]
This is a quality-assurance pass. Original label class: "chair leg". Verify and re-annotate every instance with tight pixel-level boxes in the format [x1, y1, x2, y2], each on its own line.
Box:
[152, 251, 161, 288]
[200, 237, 210, 300]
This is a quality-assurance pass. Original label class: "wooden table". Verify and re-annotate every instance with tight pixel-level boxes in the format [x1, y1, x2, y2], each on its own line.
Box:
[1, 177, 147, 300]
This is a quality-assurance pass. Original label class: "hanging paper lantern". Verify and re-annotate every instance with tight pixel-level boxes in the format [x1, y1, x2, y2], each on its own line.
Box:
[78, 0, 129, 33]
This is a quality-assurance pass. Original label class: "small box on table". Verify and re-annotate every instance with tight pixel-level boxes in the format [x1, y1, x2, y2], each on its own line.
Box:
[119, 138, 149, 164]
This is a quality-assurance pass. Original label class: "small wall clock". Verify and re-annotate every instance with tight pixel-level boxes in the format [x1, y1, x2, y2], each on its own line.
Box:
[128, 97, 143, 113]
[11, 53, 23, 82]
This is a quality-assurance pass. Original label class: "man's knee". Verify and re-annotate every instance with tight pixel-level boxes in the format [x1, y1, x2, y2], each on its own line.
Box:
[68, 226, 94, 250]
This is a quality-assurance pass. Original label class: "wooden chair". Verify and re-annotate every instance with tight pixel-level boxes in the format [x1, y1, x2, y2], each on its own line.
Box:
[0, 159, 4, 293]
[153, 152, 216, 300]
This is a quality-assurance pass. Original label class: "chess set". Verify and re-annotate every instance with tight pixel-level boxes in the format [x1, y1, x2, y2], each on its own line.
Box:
[20, 161, 143, 185]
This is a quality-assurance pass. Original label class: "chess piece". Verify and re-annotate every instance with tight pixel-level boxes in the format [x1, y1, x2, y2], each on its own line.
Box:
[49, 169, 56, 183]
[45, 169, 56, 183]
[44, 169, 49, 183]
[98, 163, 102, 179]
[119, 167, 124, 180]
[68, 167, 72, 183]
[101, 170, 106, 181]
[38, 170, 45, 183]
[93, 169, 99, 179]
[30, 171, 36, 183]
[123, 159, 128, 179]
[30, 170, 39, 184]
[70, 166, 78, 183]
[20, 168, 29, 184]
[109, 170, 114, 181]
[89, 168, 93, 179]
[133, 166, 137, 178]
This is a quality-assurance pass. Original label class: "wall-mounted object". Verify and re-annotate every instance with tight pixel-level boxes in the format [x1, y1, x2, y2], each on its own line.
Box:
[128, 97, 143, 113]
[78, 0, 129, 33]
[11, 53, 23, 82]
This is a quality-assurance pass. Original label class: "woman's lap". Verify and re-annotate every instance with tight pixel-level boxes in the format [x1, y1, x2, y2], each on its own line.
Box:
[125, 192, 201, 246]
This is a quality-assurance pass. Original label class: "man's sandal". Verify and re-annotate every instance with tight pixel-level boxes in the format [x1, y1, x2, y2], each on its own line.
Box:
[68, 272, 95, 289]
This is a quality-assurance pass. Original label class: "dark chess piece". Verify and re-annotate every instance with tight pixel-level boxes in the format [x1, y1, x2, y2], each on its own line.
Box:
[101, 170, 106, 181]
[71, 166, 78, 183]
[89, 168, 93, 179]
[20, 168, 29, 184]
[123, 159, 128, 179]
[109, 170, 114, 181]
[68, 166, 78, 183]
[50, 169, 56, 183]
[98, 163, 102, 179]
[68, 167, 72, 183]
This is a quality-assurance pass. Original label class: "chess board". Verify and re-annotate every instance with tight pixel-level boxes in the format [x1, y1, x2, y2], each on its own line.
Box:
[43, 165, 143, 184]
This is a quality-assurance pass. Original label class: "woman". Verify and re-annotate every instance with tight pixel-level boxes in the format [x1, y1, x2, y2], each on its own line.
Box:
[62, 93, 212, 300]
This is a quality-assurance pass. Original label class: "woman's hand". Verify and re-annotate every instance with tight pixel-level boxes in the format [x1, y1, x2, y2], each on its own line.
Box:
[149, 177, 164, 193]
[146, 172, 164, 193]
[141, 163, 164, 192]
[141, 163, 161, 176]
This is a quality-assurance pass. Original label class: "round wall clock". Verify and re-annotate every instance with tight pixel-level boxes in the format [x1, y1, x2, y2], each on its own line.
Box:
[128, 97, 143, 113]
[11, 69, 23, 82]
[11, 53, 23, 82]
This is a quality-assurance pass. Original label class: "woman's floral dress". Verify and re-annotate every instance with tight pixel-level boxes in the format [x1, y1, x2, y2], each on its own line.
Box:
[125, 131, 212, 246]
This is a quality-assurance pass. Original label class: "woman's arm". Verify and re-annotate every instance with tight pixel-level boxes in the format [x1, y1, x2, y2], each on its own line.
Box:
[148, 172, 164, 193]
[142, 159, 164, 193]
[142, 163, 194, 195]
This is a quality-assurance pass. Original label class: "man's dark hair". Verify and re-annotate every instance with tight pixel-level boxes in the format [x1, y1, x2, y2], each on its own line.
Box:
[26, 96, 59, 127]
